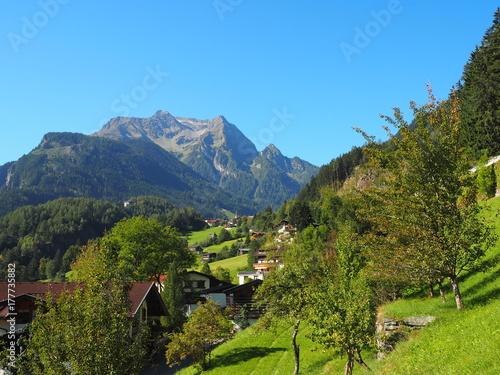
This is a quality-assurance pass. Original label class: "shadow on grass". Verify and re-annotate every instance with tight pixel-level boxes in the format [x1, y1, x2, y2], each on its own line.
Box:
[466, 287, 500, 306]
[461, 268, 500, 300]
[211, 347, 287, 368]
[457, 252, 500, 284]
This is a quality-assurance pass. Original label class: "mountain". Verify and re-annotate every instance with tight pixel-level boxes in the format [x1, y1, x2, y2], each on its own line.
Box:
[0, 132, 256, 217]
[93, 111, 319, 208]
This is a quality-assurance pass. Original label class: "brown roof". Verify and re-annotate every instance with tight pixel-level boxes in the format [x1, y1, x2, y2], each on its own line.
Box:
[0, 282, 165, 318]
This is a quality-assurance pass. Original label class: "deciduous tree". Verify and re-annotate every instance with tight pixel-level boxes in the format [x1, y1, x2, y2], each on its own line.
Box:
[308, 229, 375, 375]
[104, 216, 195, 284]
[358, 87, 496, 309]
[165, 300, 233, 370]
[254, 242, 318, 375]
[23, 241, 148, 375]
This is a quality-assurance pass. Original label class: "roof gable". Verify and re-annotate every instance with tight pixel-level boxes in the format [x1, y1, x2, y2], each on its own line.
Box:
[0, 282, 166, 318]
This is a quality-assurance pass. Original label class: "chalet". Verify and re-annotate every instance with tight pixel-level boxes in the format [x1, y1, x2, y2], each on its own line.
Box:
[252, 250, 281, 272]
[199, 283, 235, 308]
[205, 219, 220, 228]
[182, 271, 232, 314]
[238, 248, 250, 256]
[274, 218, 296, 234]
[236, 270, 265, 285]
[189, 245, 204, 254]
[251, 231, 267, 239]
[201, 252, 217, 263]
[198, 279, 264, 326]
[0, 282, 167, 338]
[224, 279, 264, 322]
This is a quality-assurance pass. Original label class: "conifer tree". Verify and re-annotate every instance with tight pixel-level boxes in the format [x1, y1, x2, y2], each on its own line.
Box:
[161, 262, 186, 332]
[459, 8, 500, 157]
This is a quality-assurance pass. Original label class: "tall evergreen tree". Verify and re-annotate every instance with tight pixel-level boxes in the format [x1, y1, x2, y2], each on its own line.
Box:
[161, 262, 187, 332]
[459, 8, 500, 157]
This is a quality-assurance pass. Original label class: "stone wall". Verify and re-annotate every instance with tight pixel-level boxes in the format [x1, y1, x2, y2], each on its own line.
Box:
[376, 316, 436, 359]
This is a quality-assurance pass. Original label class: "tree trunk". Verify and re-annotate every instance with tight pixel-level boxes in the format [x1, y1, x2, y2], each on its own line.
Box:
[292, 320, 300, 375]
[437, 278, 446, 303]
[449, 275, 462, 309]
[428, 280, 434, 297]
[354, 350, 371, 371]
[344, 350, 354, 375]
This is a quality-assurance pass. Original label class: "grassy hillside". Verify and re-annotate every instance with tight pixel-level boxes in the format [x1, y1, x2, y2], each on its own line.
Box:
[371, 195, 500, 374]
[203, 239, 241, 253]
[175, 196, 500, 374]
[194, 255, 248, 284]
[176, 322, 342, 375]
[186, 227, 229, 246]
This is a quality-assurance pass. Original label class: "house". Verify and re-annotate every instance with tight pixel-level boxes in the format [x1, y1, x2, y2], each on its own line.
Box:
[201, 252, 217, 263]
[189, 245, 204, 254]
[0, 282, 167, 338]
[251, 231, 267, 239]
[252, 250, 281, 272]
[123, 200, 136, 207]
[224, 279, 264, 322]
[238, 248, 250, 256]
[205, 219, 220, 228]
[182, 271, 232, 314]
[199, 283, 235, 308]
[236, 270, 265, 285]
[274, 218, 296, 234]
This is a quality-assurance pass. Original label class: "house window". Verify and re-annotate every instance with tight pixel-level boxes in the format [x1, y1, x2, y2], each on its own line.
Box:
[196, 280, 206, 289]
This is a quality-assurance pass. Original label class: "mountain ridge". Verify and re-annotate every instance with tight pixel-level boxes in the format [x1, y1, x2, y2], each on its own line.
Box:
[0, 132, 256, 217]
[93, 111, 319, 208]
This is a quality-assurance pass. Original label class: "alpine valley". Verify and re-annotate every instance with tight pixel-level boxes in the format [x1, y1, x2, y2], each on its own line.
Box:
[0, 111, 318, 217]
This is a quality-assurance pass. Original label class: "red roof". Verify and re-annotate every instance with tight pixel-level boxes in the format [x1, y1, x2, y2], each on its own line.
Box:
[0, 282, 164, 318]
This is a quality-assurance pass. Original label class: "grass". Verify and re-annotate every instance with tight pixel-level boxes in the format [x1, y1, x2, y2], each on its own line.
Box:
[186, 227, 235, 246]
[369, 194, 500, 374]
[175, 195, 500, 375]
[203, 239, 242, 253]
[175, 322, 346, 375]
[195, 255, 248, 283]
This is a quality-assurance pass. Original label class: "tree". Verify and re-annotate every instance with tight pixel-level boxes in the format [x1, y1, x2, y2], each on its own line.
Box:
[212, 266, 232, 283]
[161, 262, 187, 332]
[254, 244, 317, 375]
[104, 216, 195, 284]
[289, 201, 313, 231]
[217, 227, 232, 243]
[358, 87, 496, 309]
[308, 229, 376, 375]
[165, 301, 233, 371]
[476, 152, 497, 200]
[23, 241, 148, 375]
[458, 8, 500, 158]
[200, 262, 211, 275]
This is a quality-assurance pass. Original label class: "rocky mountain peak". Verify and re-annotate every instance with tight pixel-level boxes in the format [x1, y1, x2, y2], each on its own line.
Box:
[262, 144, 282, 156]
[92, 110, 318, 209]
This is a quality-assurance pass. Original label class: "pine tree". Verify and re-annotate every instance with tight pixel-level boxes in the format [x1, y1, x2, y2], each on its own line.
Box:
[459, 8, 500, 157]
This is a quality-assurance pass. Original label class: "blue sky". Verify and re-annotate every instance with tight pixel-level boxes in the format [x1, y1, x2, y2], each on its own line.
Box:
[1, 1, 498, 167]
